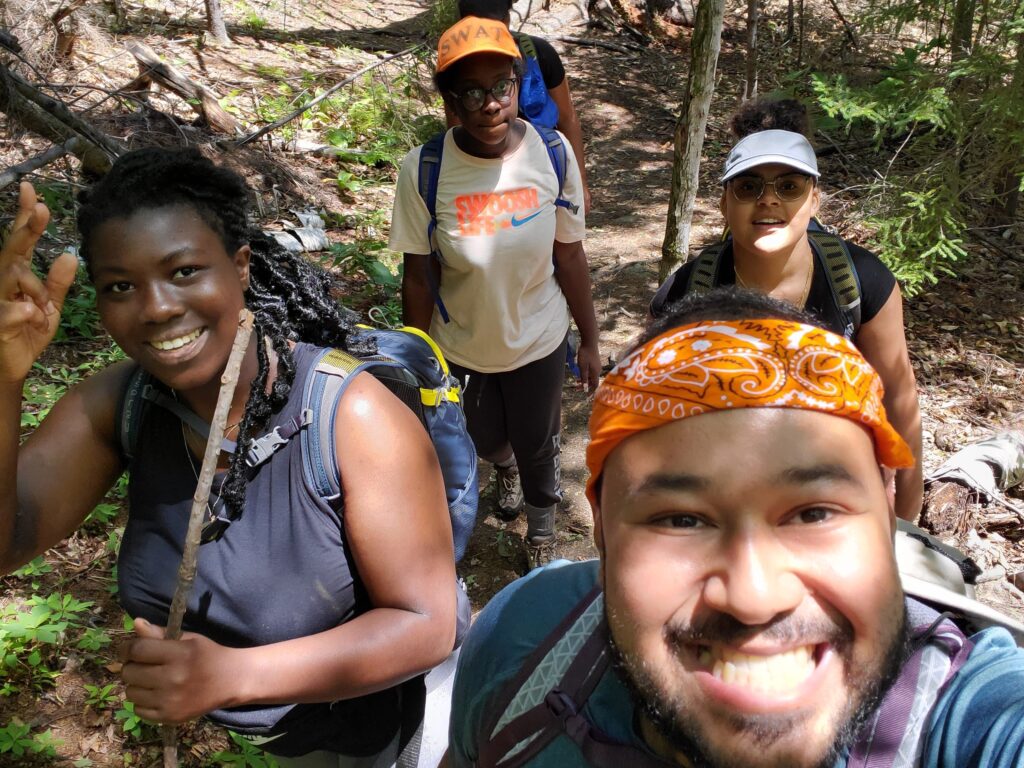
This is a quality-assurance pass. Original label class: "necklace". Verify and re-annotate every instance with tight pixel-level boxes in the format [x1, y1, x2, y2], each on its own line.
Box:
[734, 255, 814, 309]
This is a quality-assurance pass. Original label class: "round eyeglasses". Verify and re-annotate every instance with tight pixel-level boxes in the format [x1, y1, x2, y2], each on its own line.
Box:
[729, 173, 814, 203]
[449, 77, 518, 112]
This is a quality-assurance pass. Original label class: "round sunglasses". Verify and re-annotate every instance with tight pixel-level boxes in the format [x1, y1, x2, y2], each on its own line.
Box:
[729, 173, 814, 203]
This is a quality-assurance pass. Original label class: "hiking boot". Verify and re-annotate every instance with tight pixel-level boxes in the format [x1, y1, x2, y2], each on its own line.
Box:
[526, 536, 555, 571]
[494, 461, 524, 520]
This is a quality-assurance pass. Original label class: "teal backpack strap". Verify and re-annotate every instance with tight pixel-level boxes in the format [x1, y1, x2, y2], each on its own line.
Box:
[479, 585, 674, 767]
[808, 230, 862, 338]
[685, 242, 728, 295]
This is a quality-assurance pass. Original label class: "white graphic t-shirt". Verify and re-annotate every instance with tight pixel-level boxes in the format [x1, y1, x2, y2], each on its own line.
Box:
[389, 121, 586, 373]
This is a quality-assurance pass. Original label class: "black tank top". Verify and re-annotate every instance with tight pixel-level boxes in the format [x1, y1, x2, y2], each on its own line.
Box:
[650, 239, 897, 339]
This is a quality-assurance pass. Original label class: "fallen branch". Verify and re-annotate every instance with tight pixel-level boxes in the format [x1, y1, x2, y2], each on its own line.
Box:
[232, 42, 425, 148]
[123, 42, 239, 135]
[0, 141, 71, 190]
[160, 309, 254, 768]
[552, 35, 643, 53]
[0, 63, 121, 175]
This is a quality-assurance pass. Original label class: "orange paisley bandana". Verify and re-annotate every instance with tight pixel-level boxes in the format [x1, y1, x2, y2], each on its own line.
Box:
[585, 319, 914, 506]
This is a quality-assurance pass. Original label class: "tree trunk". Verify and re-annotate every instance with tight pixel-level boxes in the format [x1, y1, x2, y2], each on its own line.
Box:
[744, 0, 759, 99]
[660, 0, 726, 280]
[204, 0, 231, 45]
[786, 0, 794, 41]
[989, 12, 1024, 224]
[950, 0, 976, 61]
[797, 0, 805, 63]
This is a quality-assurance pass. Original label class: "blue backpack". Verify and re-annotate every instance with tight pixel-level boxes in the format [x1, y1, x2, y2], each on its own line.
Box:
[416, 122, 578, 323]
[513, 32, 560, 129]
[118, 326, 480, 561]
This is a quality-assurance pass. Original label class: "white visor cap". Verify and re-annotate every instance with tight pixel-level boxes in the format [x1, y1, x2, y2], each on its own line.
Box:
[722, 130, 820, 183]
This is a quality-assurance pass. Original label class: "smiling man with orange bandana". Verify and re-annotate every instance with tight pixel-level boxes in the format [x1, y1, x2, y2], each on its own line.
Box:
[448, 290, 1024, 768]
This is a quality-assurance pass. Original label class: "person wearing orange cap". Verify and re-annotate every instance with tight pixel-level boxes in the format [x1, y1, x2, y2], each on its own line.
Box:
[446, 289, 1024, 768]
[390, 16, 600, 569]
[450, 0, 592, 214]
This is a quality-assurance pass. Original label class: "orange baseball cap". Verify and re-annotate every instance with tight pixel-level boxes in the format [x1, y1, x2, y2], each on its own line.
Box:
[436, 16, 521, 73]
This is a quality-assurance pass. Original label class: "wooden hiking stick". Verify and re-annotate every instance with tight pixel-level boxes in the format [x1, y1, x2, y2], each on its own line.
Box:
[160, 309, 254, 768]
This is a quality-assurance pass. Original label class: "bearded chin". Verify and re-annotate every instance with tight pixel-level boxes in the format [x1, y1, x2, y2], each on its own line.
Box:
[607, 604, 911, 768]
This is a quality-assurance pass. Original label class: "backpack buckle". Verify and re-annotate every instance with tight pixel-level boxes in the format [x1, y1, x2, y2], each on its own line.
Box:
[200, 514, 233, 544]
[545, 689, 591, 746]
[245, 426, 290, 468]
[545, 689, 578, 722]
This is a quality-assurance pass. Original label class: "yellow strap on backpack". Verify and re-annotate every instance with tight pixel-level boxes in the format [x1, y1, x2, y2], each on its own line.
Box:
[355, 324, 461, 406]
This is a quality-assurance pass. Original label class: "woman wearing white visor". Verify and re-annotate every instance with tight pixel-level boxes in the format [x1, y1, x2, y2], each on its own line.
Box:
[651, 98, 922, 522]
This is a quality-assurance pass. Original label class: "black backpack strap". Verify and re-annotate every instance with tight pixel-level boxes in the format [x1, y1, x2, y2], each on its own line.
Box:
[809, 230, 862, 338]
[118, 365, 150, 463]
[117, 366, 237, 462]
[416, 132, 451, 324]
[685, 242, 728, 295]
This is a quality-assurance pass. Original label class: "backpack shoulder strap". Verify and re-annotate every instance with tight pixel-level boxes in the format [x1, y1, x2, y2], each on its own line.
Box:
[514, 31, 538, 60]
[685, 241, 728, 296]
[417, 132, 445, 223]
[117, 366, 239, 462]
[479, 587, 672, 767]
[847, 599, 973, 768]
[118, 365, 151, 463]
[301, 347, 372, 502]
[808, 230, 862, 337]
[415, 132, 451, 323]
[531, 123, 579, 215]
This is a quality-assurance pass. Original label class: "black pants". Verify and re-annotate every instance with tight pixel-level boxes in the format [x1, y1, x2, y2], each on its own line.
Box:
[449, 336, 566, 508]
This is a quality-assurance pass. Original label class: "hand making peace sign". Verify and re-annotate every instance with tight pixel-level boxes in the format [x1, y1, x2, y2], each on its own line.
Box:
[0, 182, 79, 383]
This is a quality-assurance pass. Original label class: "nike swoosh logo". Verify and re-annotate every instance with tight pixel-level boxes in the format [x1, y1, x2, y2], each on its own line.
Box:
[510, 210, 543, 227]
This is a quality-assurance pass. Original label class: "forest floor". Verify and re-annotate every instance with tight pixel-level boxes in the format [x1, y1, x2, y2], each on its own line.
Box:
[1, 0, 1023, 764]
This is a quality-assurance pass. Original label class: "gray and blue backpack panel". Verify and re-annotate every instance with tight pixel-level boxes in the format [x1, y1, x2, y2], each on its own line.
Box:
[118, 327, 479, 562]
[302, 327, 479, 562]
[416, 123, 578, 324]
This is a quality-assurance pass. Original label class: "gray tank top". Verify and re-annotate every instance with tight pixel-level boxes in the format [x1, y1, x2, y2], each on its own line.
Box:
[117, 342, 404, 756]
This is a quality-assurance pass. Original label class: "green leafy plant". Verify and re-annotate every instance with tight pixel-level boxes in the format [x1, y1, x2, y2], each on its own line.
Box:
[84, 682, 118, 709]
[77, 627, 112, 653]
[0, 719, 61, 757]
[84, 502, 120, 530]
[807, 21, 1024, 293]
[206, 731, 281, 767]
[0, 592, 96, 690]
[114, 700, 145, 739]
[10, 556, 52, 579]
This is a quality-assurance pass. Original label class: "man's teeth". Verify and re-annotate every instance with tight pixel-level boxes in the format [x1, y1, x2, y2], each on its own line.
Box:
[699, 645, 815, 694]
[150, 329, 202, 351]
[755, 219, 784, 224]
